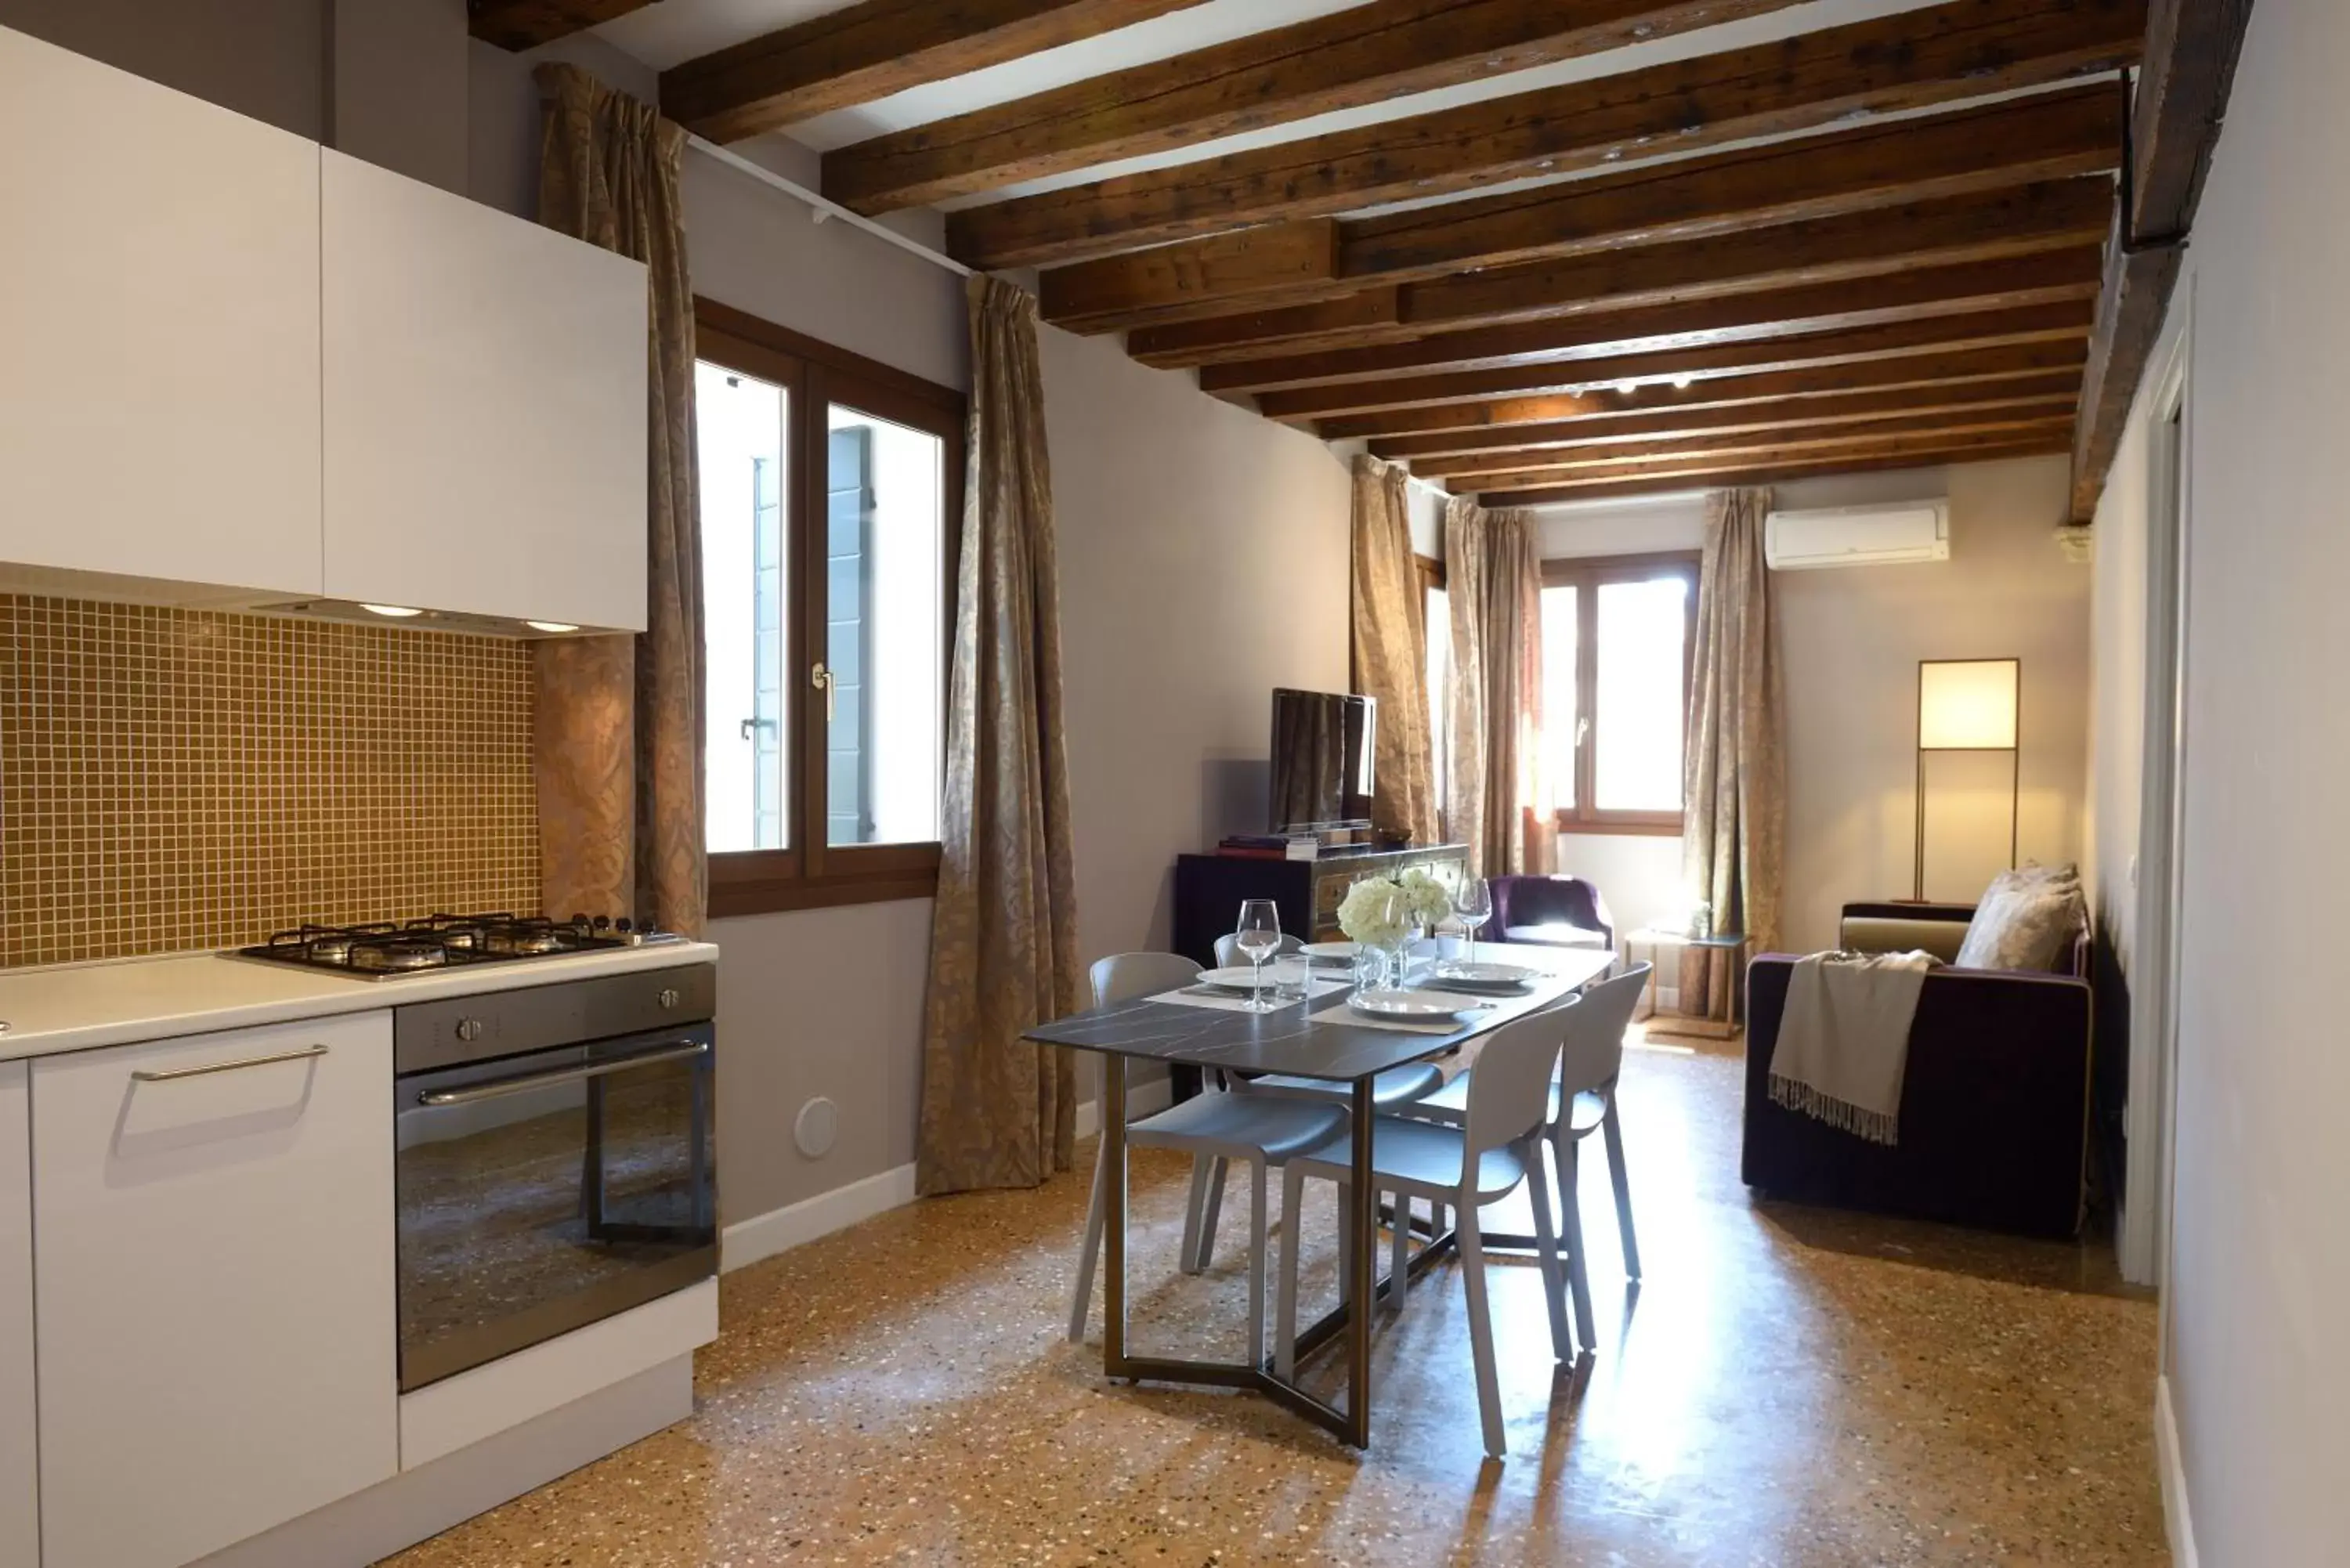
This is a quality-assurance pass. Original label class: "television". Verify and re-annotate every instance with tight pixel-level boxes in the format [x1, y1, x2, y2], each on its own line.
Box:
[1268, 688, 1376, 832]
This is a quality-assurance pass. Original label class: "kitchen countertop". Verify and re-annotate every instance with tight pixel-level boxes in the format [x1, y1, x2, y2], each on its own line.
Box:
[0, 940, 722, 1062]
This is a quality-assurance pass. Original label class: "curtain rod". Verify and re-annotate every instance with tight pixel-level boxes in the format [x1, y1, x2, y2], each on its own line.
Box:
[687, 135, 975, 279]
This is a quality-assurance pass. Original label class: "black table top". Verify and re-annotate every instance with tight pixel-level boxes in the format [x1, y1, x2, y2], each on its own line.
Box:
[1024, 946, 1616, 1082]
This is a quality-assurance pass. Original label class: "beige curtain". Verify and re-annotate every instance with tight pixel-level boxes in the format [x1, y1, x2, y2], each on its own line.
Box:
[1444, 496, 1555, 877]
[916, 276, 1081, 1196]
[530, 63, 706, 936]
[1683, 486, 1786, 1014]
[1348, 456, 1438, 842]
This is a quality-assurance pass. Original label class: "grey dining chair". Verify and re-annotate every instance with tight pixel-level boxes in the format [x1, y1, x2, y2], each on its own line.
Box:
[1066, 952, 1347, 1369]
[1275, 1000, 1577, 1458]
[1211, 931, 1303, 966]
[1405, 963, 1650, 1351]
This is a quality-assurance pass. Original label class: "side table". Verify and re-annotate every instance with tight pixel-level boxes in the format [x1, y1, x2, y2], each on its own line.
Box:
[1625, 928, 1751, 1039]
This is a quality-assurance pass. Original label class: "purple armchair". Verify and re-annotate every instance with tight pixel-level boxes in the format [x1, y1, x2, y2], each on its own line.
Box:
[1486, 874, 1614, 952]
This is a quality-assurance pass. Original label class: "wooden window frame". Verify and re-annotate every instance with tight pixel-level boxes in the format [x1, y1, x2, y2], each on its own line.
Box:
[1542, 550, 1700, 838]
[693, 298, 965, 918]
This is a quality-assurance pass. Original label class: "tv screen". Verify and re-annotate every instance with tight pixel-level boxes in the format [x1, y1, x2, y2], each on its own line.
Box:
[1269, 688, 1376, 832]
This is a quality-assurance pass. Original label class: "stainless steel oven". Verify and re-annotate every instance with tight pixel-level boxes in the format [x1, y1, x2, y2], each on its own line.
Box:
[393, 964, 718, 1392]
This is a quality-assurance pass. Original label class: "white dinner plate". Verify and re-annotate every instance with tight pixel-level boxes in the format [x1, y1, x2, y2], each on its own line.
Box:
[1195, 967, 1273, 992]
[1348, 988, 1480, 1021]
[1301, 941, 1359, 963]
[1423, 961, 1541, 993]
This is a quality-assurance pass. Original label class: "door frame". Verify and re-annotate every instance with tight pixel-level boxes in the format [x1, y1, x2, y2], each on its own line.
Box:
[2119, 284, 2193, 1304]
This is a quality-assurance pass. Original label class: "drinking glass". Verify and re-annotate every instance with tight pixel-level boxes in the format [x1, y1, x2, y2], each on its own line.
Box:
[1234, 900, 1282, 1013]
[1452, 878, 1494, 968]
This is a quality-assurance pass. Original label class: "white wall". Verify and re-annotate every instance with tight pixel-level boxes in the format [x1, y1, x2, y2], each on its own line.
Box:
[2089, 0, 2350, 1555]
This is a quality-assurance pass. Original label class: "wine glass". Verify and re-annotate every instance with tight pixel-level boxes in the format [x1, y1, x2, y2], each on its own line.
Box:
[1234, 900, 1282, 1013]
[1452, 878, 1494, 969]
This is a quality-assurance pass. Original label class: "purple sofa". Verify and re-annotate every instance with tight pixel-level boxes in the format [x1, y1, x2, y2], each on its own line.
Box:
[1486, 874, 1614, 951]
[1741, 901, 2092, 1239]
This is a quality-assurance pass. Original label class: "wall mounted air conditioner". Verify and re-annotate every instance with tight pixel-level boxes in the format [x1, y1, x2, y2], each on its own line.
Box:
[1763, 500, 1950, 570]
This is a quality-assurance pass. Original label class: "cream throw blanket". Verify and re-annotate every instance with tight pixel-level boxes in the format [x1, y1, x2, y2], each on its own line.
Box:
[1768, 951, 1940, 1145]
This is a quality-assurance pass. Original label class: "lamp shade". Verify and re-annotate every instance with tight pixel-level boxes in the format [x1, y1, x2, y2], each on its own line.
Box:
[1918, 659, 2019, 750]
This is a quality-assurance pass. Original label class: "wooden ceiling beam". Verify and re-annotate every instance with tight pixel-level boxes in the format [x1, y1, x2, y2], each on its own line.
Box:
[2067, 0, 2254, 521]
[1201, 248, 2102, 395]
[1130, 179, 2116, 369]
[1477, 436, 2073, 505]
[1256, 300, 2095, 422]
[1043, 83, 2125, 331]
[953, 0, 2142, 269]
[1376, 374, 2081, 462]
[660, 0, 1209, 143]
[822, 0, 1802, 215]
[1405, 400, 2083, 479]
[1314, 339, 2092, 440]
[1438, 411, 2078, 486]
[468, 0, 656, 50]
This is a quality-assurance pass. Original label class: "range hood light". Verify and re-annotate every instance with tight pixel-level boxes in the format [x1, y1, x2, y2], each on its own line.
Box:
[360, 604, 423, 618]
[525, 620, 580, 634]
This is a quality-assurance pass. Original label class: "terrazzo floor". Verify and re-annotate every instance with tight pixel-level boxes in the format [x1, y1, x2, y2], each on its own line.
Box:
[382, 1030, 2164, 1567]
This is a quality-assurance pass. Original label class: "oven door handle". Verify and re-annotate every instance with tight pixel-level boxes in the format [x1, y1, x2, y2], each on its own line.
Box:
[414, 1039, 710, 1107]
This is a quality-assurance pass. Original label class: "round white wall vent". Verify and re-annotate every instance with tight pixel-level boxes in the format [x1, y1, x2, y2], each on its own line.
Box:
[794, 1097, 839, 1158]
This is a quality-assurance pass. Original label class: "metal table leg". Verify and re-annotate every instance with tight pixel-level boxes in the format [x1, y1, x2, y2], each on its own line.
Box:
[1103, 1054, 1128, 1373]
[1346, 1076, 1376, 1447]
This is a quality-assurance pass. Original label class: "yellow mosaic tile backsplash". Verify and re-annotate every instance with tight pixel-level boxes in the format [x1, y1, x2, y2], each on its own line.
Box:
[0, 595, 539, 968]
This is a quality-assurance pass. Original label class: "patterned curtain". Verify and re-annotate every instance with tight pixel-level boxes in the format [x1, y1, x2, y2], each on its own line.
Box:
[1348, 456, 1438, 842]
[530, 63, 706, 937]
[1683, 487, 1786, 1011]
[1444, 496, 1555, 878]
[916, 276, 1081, 1196]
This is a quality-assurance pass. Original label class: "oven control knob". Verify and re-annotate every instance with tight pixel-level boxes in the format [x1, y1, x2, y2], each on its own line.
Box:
[454, 1017, 484, 1042]
[657, 988, 680, 1010]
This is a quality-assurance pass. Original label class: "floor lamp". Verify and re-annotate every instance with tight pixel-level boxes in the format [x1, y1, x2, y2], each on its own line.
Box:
[1914, 658, 2020, 901]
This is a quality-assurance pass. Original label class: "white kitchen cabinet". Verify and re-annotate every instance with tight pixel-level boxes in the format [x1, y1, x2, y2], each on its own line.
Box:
[32, 1013, 398, 1568]
[0, 25, 324, 599]
[0, 1064, 34, 1568]
[323, 148, 649, 631]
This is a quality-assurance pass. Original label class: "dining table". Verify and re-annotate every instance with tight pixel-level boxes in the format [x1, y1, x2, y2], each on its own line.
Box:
[1025, 941, 1617, 1448]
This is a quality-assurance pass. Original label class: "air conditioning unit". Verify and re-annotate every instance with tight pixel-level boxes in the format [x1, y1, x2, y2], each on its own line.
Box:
[1764, 500, 1950, 570]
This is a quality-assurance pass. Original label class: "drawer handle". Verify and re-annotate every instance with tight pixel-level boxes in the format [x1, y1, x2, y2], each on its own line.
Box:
[132, 1043, 330, 1082]
[415, 1039, 708, 1107]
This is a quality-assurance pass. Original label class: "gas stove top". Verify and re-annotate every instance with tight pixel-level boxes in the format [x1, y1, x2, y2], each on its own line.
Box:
[233, 912, 682, 979]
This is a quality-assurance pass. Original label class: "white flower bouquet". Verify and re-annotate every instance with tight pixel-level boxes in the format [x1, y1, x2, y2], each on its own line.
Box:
[1338, 869, 1451, 948]
[1336, 876, 1409, 948]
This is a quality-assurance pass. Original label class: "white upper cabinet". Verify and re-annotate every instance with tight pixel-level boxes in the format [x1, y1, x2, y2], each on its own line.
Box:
[323, 149, 649, 631]
[32, 1013, 399, 1568]
[0, 1064, 33, 1568]
[0, 26, 324, 598]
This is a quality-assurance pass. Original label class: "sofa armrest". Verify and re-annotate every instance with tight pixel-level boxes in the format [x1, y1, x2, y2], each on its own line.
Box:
[1838, 901, 1975, 963]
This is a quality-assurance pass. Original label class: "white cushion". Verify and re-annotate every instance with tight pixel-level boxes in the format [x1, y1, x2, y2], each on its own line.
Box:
[1954, 863, 2085, 972]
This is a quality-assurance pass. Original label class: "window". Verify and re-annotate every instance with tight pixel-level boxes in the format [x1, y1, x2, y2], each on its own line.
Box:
[1416, 555, 1448, 820]
[1540, 553, 1698, 834]
[693, 299, 962, 916]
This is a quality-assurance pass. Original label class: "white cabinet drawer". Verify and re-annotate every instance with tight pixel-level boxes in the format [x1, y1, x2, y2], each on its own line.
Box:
[32, 1013, 398, 1568]
[0, 1064, 33, 1568]
[322, 149, 649, 631]
[0, 24, 324, 599]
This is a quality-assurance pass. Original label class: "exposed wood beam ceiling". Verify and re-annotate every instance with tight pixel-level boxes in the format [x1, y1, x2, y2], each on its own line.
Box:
[662, 1, 1213, 142]
[1129, 178, 2115, 368]
[591, 0, 2159, 504]
[1039, 81, 2125, 331]
[1477, 434, 2074, 504]
[470, 0, 656, 50]
[1314, 338, 2092, 439]
[823, 0, 1809, 214]
[950, 0, 2142, 269]
[2067, 0, 2254, 520]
